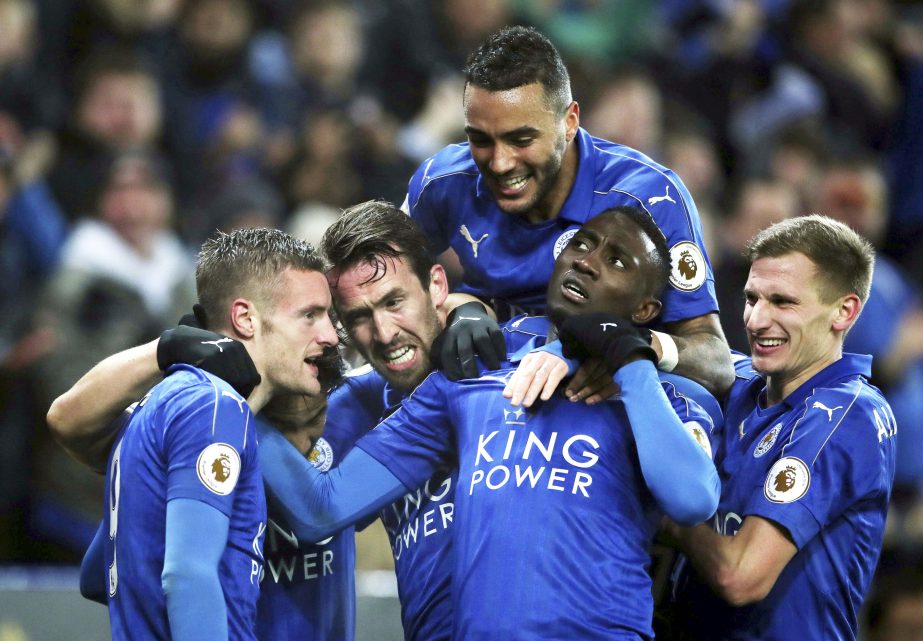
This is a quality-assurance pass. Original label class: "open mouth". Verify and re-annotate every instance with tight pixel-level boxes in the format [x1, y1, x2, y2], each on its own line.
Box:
[751, 336, 787, 353]
[560, 273, 589, 302]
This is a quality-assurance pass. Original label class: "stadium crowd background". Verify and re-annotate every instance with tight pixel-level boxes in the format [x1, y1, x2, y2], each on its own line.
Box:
[1, 0, 922, 638]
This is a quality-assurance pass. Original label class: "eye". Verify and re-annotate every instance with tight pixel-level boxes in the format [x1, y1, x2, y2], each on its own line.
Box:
[608, 256, 625, 268]
[743, 293, 757, 306]
[512, 136, 534, 147]
[568, 238, 590, 253]
[385, 297, 403, 310]
[467, 133, 491, 148]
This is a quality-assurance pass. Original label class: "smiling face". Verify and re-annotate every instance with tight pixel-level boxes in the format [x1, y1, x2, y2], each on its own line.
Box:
[329, 256, 448, 391]
[546, 211, 662, 327]
[256, 268, 339, 399]
[464, 82, 578, 223]
[743, 252, 847, 401]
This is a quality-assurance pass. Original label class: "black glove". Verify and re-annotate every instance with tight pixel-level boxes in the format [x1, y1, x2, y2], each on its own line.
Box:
[433, 301, 506, 380]
[157, 310, 261, 398]
[559, 313, 656, 372]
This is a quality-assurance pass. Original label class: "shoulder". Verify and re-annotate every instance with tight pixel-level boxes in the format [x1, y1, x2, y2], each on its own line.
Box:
[407, 144, 479, 203]
[788, 376, 894, 463]
[157, 365, 250, 416]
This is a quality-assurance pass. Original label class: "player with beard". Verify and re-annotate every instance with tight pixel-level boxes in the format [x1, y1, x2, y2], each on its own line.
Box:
[258, 206, 721, 640]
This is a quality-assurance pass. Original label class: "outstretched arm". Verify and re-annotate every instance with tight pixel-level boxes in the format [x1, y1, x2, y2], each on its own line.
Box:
[656, 313, 734, 396]
[258, 423, 411, 542]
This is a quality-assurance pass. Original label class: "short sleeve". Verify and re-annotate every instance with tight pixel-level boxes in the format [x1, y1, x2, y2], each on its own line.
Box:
[161, 382, 255, 516]
[744, 400, 894, 549]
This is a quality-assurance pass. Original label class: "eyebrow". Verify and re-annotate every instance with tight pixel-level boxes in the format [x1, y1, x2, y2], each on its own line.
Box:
[464, 125, 542, 139]
[338, 286, 405, 323]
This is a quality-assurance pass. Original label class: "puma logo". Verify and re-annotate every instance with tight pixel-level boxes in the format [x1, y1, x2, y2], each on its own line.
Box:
[459, 225, 488, 258]
[222, 390, 246, 412]
[812, 401, 842, 421]
[202, 337, 234, 353]
[647, 185, 676, 206]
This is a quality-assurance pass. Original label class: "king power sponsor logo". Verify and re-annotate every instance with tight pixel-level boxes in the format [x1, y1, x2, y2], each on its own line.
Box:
[469, 428, 601, 498]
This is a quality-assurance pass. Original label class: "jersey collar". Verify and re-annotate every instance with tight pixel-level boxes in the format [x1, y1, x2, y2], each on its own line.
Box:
[776, 352, 872, 410]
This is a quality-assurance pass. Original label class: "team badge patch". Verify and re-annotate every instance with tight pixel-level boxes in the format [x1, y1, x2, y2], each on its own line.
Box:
[197, 443, 241, 495]
[553, 229, 578, 259]
[764, 456, 810, 503]
[669, 241, 706, 292]
[685, 421, 712, 459]
[308, 437, 334, 472]
[754, 423, 782, 458]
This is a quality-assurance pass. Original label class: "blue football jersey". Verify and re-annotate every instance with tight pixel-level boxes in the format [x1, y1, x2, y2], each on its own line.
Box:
[325, 365, 454, 641]
[103, 365, 265, 641]
[675, 354, 897, 640]
[404, 128, 717, 322]
[357, 365, 715, 641]
[256, 414, 357, 641]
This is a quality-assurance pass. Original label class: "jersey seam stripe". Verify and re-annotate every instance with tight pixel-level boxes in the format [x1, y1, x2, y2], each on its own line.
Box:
[411, 169, 481, 211]
[592, 145, 697, 235]
[810, 377, 863, 465]
[210, 378, 220, 436]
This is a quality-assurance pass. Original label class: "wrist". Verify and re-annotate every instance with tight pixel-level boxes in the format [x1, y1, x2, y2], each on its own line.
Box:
[650, 330, 679, 372]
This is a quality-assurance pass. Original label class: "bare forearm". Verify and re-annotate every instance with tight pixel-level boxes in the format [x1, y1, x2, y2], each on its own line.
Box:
[47, 339, 161, 471]
[669, 516, 797, 606]
[657, 315, 734, 396]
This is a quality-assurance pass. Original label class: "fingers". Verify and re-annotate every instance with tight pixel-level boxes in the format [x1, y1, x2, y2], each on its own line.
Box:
[565, 358, 618, 404]
[473, 329, 503, 371]
[503, 352, 569, 407]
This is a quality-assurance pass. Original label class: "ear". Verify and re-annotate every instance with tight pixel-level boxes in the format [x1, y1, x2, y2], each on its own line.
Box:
[564, 101, 580, 143]
[831, 294, 862, 333]
[230, 298, 258, 338]
[429, 264, 450, 309]
[631, 297, 662, 326]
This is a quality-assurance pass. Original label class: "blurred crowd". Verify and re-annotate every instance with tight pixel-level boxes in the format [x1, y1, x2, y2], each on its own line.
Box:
[1, 0, 922, 636]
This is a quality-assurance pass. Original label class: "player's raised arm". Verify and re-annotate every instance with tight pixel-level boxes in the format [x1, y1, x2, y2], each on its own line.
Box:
[559, 313, 720, 525]
[47, 321, 260, 472]
[257, 423, 411, 542]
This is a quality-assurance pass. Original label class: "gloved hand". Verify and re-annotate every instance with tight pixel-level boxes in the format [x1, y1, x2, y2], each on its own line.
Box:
[157, 307, 261, 397]
[559, 313, 656, 372]
[434, 301, 506, 380]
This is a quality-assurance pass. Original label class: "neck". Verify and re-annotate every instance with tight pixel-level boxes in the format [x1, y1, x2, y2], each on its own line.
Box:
[264, 394, 328, 455]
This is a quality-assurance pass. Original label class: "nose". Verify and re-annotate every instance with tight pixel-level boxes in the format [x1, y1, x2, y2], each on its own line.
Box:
[745, 298, 770, 333]
[573, 251, 600, 280]
[488, 143, 516, 175]
[317, 314, 339, 347]
[372, 311, 399, 345]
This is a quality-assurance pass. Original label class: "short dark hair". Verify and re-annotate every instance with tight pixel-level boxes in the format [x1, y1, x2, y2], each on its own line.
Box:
[596, 206, 670, 296]
[73, 46, 158, 104]
[463, 25, 572, 113]
[746, 214, 874, 303]
[196, 228, 326, 329]
[321, 200, 434, 289]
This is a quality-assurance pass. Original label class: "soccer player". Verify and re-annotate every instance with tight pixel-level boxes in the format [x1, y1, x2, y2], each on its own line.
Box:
[258, 206, 722, 640]
[47, 228, 340, 641]
[664, 215, 896, 640]
[403, 25, 734, 394]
